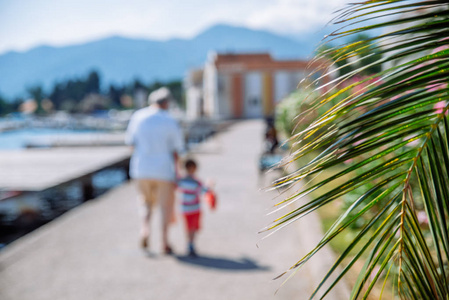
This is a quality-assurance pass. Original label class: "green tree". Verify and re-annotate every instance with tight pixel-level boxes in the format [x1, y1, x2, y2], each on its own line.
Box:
[49, 71, 102, 111]
[166, 80, 183, 106]
[132, 78, 147, 92]
[66, 79, 86, 101]
[273, 1, 449, 299]
[85, 70, 100, 94]
[49, 83, 65, 110]
[108, 84, 125, 108]
[0, 94, 12, 116]
[27, 85, 45, 114]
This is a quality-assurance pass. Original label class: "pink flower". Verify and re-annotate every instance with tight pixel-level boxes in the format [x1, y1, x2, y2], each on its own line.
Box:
[353, 138, 366, 147]
[353, 83, 367, 94]
[417, 211, 428, 225]
[432, 43, 449, 54]
[434, 101, 447, 114]
[427, 82, 448, 92]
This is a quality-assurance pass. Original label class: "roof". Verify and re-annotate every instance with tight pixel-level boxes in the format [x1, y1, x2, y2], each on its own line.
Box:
[215, 53, 272, 66]
[213, 52, 322, 72]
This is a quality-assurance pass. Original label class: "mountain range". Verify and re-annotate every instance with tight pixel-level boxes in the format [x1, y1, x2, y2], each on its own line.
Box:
[0, 24, 324, 99]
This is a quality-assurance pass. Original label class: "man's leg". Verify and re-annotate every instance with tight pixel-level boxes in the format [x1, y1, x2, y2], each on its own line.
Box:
[137, 180, 157, 249]
[158, 180, 176, 253]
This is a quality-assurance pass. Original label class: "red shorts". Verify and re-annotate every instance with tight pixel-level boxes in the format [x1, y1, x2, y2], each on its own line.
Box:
[184, 212, 201, 232]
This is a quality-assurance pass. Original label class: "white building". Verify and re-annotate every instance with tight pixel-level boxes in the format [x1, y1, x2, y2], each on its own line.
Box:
[186, 52, 327, 120]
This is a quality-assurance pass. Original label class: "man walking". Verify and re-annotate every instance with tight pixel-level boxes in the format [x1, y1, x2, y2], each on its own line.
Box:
[125, 87, 184, 254]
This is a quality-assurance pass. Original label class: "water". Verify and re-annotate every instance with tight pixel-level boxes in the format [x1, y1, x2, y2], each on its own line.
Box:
[0, 167, 128, 247]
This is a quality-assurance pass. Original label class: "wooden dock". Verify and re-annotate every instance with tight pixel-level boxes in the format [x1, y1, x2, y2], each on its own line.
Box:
[0, 147, 131, 192]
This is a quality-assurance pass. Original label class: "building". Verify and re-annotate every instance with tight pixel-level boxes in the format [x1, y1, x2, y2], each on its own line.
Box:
[185, 52, 327, 120]
[184, 69, 204, 120]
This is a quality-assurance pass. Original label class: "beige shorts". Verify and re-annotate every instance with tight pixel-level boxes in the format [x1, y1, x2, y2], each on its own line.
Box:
[136, 179, 175, 224]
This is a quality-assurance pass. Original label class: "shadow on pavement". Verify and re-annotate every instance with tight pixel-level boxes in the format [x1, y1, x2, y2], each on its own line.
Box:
[175, 255, 270, 271]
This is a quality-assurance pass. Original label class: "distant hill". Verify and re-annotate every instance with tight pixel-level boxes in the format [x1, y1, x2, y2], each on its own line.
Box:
[0, 24, 322, 99]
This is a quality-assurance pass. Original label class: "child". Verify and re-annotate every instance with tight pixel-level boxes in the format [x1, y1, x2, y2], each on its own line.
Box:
[177, 158, 213, 257]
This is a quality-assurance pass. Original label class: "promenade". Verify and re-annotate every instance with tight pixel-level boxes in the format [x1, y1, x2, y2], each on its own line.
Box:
[0, 120, 349, 300]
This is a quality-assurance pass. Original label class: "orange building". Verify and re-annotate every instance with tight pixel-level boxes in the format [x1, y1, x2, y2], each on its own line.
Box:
[186, 52, 325, 120]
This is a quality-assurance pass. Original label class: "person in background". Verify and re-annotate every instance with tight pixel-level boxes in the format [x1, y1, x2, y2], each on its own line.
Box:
[177, 158, 215, 257]
[125, 87, 184, 254]
[264, 117, 279, 154]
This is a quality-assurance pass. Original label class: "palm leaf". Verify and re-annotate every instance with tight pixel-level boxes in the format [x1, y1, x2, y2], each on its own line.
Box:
[270, 1, 449, 299]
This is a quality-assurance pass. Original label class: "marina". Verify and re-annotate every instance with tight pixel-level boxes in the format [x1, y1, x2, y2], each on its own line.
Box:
[0, 115, 219, 150]
[0, 115, 224, 246]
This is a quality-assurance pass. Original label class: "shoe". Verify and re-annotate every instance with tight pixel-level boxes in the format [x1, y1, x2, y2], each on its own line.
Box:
[140, 237, 148, 249]
[164, 245, 173, 255]
[188, 249, 198, 258]
[188, 244, 197, 257]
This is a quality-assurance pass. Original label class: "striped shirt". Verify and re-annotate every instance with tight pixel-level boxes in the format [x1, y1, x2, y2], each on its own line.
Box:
[177, 176, 207, 215]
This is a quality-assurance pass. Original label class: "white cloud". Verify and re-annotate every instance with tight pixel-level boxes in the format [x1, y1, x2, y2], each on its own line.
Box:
[246, 0, 348, 34]
[0, 0, 350, 54]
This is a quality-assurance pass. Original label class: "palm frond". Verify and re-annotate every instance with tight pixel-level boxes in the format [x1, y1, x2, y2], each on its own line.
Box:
[271, 1, 449, 299]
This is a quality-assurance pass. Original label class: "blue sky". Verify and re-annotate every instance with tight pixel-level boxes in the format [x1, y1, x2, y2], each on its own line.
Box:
[0, 0, 348, 54]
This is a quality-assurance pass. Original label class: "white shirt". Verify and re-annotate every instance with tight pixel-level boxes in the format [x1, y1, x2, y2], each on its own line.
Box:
[125, 106, 184, 181]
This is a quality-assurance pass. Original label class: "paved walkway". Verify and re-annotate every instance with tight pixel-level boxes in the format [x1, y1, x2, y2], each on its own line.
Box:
[0, 120, 349, 300]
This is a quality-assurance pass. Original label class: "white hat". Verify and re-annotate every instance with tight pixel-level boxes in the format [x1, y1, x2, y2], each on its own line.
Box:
[148, 87, 172, 105]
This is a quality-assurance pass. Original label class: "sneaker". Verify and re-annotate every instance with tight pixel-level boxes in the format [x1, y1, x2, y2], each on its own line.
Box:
[188, 244, 197, 257]
[164, 245, 173, 255]
[188, 249, 198, 258]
